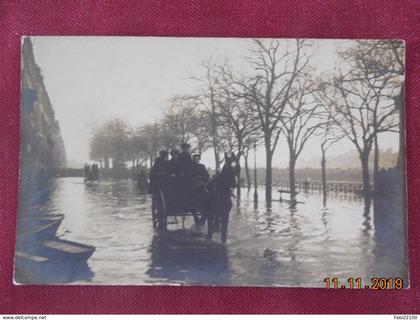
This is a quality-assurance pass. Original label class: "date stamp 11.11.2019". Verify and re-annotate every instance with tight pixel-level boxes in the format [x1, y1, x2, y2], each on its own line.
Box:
[324, 277, 404, 289]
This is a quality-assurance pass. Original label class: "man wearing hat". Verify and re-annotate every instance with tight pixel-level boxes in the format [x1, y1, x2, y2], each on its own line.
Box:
[191, 154, 209, 190]
[149, 150, 169, 193]
[190, 153, 210, 219]
[176, 143, 193, 208]
[167, 149, 181, 177]
[178, 142, 193, 177]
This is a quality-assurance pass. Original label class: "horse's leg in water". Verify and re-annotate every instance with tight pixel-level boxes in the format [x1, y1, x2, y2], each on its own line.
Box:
[221, 212, 229, 243]
[213, 217, 220, 230]
[197, 188, 209, 227]
[206, 213, 214, 240]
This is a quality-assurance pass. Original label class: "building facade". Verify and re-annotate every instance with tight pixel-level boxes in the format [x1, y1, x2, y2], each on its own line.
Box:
[20, 37, 66, 177]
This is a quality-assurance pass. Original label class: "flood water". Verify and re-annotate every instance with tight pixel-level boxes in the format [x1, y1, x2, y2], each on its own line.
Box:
[31, 177, 407, 286]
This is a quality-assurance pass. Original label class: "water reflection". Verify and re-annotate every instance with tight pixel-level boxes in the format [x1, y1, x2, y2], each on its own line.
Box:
[15, 177, 407, 286]
[320, 207, 329, 238]
[15, 259, 94, 284]
[147, 230, 229, 285]
[15, 176, 95, 284]
[361, 199, 373, 238]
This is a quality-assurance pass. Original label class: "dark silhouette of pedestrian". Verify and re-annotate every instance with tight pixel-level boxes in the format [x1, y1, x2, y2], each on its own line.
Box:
[149, 150, 169, 193]
[91, 163, 99, 180]
[178, 143, 193, 177]
[84, 163, 90, 180]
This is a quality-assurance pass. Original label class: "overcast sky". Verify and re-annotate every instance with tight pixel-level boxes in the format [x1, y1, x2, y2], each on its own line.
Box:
[30, 37, 399, 169]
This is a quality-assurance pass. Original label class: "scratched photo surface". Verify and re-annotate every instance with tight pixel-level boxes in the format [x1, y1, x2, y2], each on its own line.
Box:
[15, 37, 408, 287]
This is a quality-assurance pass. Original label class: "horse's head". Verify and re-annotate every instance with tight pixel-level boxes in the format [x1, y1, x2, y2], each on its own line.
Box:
[224, 152, 241, 174]
[221, 152, 241, 189]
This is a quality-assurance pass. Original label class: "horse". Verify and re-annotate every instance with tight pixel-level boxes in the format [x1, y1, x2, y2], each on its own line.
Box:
[204, 153, 240, 243]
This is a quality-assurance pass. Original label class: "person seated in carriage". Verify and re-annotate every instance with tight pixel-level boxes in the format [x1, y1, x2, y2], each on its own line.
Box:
[188, 153, 210, 213]
[165, 149, 182, 209]
[167, 149, 181, 177]
[149, 150, 169, 193]
[178, 143, 193, 177]
[174, 143, 192, 208]
[191, 154, 210, 189]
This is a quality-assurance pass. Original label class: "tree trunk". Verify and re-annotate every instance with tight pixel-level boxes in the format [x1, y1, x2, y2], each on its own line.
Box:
[244, 152, 251, 190]
[213, 145, 220, 172]
[321, 148, 327, 206]
[265, 147, 273, 204]
[235, 154, 242, 198]
[360, 151, 371, 204]
[289, 156, 297, 204]
[396, 85, 404, 169]
[210, 88, 220, 172]
[373, 134, 379, 194]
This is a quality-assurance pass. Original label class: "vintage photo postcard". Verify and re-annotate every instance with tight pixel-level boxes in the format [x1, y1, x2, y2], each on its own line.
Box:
[15, 36, 408, 287]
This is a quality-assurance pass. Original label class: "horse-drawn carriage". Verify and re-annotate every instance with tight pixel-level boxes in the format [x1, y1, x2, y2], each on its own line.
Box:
[151, 187, 201, 231]
[151, 153, 240, 243]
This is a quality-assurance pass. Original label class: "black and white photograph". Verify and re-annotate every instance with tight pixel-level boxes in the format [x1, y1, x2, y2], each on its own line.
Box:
[15, 36, 407, 287]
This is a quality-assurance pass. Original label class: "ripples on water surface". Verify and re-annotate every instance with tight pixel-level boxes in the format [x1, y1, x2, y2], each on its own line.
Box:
[41, 177, 407, 286]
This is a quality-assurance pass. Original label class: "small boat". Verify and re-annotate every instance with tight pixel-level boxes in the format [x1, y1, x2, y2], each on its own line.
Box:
[37, 238, 95, 262]
[17, 218, 63, 242]
[14, 250, 51, 284]
[15, 249, 94, 284]
[16, 250, 49, 263]
[18, 214, 64, 226]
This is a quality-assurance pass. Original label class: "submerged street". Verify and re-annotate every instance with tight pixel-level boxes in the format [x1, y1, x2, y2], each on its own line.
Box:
[32, 177, 405, 286]
[18, 37, 408, 288]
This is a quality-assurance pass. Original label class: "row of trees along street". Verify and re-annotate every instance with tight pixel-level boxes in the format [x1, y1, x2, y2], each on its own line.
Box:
[89, 39, 404, 206]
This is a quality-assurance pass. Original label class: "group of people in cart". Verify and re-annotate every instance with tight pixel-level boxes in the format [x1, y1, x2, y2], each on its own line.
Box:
[148, 143, 211, 213]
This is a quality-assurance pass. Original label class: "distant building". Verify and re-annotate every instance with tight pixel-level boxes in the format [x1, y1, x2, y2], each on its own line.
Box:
[299, 149, 398, 170]
[20, 37, 66, 177]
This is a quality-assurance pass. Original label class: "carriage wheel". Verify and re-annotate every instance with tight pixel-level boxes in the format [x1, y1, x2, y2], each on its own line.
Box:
[153, 190, 167, 231]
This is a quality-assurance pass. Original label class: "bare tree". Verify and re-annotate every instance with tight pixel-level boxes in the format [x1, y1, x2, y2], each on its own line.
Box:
[242, 144, 252, 190]
[89, 124, 108, 168]
[215, 79, 261, 191]
[236, 39, 312, 202]
[242, 135, 261, 190]
[190, 59, 224, 170]
[347, 40, 405, 169]
[161, 96, 212, 155]
[320, 42, 401, 202]
[317, 112, 344, 205]
[141, 122, 161, 168]
[189, 109, 212, 155]
[218, 125, 236, 155]
[280, 77, 321, 203]
[127, 125, 152, 168]
[89, 119, 129, 170]
[161, 96, 197, 148]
